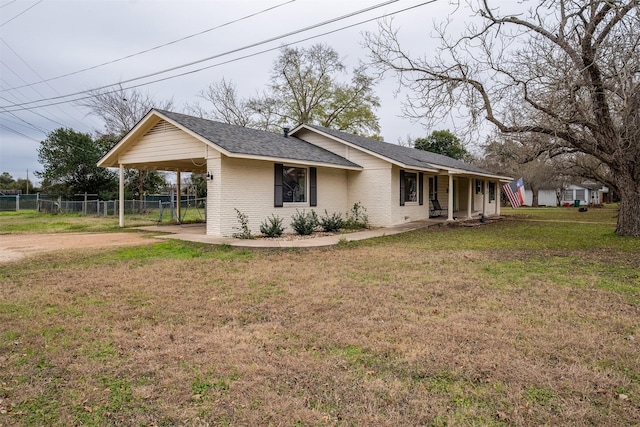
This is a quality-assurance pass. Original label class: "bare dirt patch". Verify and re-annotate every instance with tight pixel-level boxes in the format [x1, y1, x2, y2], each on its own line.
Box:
[0, 232, 156, 263]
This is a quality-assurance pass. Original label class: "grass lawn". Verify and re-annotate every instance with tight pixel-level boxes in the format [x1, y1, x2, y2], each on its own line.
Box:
[1, 207, 638, 426]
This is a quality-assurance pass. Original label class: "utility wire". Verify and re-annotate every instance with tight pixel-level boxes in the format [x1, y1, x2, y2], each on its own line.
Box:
[1, 0, 400, 110]
[0, 1, 19, 9]
[0, 123, 40, 141]
[1, 0, 296, 93]
[0, 0, 44, 27]
[0, 38, 98, 131]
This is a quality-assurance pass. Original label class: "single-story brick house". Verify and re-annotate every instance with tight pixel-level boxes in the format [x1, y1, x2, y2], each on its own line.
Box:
[98, 109, 511, 236]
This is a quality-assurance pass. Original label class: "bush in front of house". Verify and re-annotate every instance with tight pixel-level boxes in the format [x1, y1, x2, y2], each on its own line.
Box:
[344, 202, 369, 229]
[232, 208, 253, 239]
[290, 209, 318, 235]
[318, 209, 344, 232]
[260, 214, 285, 237]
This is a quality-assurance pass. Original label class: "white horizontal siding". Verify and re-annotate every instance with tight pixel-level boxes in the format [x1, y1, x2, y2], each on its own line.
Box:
[119, 121, 205, 164]
[295, 130, 348, 158]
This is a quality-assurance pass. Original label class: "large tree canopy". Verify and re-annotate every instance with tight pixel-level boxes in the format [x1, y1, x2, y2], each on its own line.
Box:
[190, 44, 381, 137]
[36, 128, 117, 198]
[414, 130, 471, 161]
[365, 1, 640, 236]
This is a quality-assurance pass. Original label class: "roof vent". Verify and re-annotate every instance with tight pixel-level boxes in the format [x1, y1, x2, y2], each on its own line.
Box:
[283, 127, 290, 138]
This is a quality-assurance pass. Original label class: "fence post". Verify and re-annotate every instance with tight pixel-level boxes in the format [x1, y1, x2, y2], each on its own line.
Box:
[15, 194, 19, 211]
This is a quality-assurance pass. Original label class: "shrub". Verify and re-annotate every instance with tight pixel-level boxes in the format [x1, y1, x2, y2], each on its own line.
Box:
[319, 210, 344, 232]
[260, 214, 284, 237]
[344, 202, 369, 229]
[290, 209, 318, 235]
[232, 208, 253, 239]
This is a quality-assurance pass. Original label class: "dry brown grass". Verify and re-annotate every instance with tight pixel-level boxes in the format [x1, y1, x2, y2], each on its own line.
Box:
[1, 220, 638, 426]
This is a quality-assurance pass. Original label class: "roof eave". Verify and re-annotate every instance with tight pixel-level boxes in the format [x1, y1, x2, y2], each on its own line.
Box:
[224, 152, 362, 170]
[291, 124, 439, 172]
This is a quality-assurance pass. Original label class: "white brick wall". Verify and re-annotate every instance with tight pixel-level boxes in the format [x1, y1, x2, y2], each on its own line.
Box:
[207, 155, 350, 236]
[347, 167, 392, 227]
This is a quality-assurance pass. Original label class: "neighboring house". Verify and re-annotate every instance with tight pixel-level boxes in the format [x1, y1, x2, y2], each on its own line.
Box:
[524, 189, 558, 206]
[524, 182, 609, 207]
[98, 109, 511, 236]
[560, 182, 608, 206]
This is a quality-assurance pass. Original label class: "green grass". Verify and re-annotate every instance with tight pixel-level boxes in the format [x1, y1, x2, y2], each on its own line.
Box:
[1, 206, 638, 426]
[0, 209, 204, 234]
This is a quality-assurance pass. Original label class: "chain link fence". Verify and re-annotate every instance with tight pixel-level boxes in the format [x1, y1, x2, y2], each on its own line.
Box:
[1, 194, 206, 224]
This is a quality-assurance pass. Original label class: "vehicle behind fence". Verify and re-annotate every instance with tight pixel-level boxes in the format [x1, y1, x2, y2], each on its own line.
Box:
[0, 193, 206, 224]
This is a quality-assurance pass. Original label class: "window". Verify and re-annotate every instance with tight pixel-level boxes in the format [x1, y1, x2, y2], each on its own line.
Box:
[400, 171, 423, 206]
[476, 179, 484, 194]
[274, 164, 316, 207]
[575, 189, 585, 200]
[429, 176, 437, 201]
[402, 171, 418, 203]
[489, 182, 496, 202]
[563, 190, 573, 201]
[283, 166, 306, 203]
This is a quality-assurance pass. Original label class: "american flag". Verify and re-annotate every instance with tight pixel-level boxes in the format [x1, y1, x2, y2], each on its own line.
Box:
[503, 178, 525, 208]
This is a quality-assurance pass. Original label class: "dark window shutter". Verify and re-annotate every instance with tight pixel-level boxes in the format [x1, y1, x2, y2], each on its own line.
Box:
[399, 170, 405, 206]
[419, 172, 424, 205]
[309, 167, 317, 207]
[274, 163, 283, 207]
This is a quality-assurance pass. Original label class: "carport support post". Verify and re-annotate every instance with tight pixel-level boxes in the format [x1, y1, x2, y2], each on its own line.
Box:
[176, 171, 181, 224]
[466, 177, 473, 219]
[447, 174, 454, 221]
[119, 164, 125, 228]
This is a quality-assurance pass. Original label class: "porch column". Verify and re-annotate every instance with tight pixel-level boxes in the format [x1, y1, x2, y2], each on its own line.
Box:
[447, 174, 454, 221]
[467, 177, 473, 219]
[176, 171, 181, 224]
[119, 164, 125, 228]
[496, 181, 501, 215]
[482, 180, 488, 215]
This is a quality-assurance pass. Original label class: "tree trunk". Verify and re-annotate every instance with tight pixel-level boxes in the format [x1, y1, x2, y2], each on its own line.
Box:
[531, 186, 539, 207]
[615, 172, 640, 237]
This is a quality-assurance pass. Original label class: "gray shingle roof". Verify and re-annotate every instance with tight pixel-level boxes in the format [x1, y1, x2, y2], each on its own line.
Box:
[300, 124, 497, 176]
[156, 110, 360, 169]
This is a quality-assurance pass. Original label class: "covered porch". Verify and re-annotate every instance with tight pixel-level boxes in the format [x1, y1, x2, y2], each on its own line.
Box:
[429, 173, 505, 221]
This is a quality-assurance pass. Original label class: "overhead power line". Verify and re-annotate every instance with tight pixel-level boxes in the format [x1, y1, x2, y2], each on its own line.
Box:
[0, 0, 44, 28]
[1, 0, 402, 111]
[0, 0, 296, 93]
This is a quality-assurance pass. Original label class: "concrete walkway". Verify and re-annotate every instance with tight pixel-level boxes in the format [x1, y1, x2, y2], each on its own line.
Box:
[136, 219, 443, 248]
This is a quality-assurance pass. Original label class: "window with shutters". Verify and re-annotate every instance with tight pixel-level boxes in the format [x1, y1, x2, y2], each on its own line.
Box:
[283, 166, 306, 203]
[400, 170, 423, 206]
[275, 164, 316, 207]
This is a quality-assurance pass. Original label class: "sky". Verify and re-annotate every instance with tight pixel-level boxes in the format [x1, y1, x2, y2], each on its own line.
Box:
[0, 0, 480, 185]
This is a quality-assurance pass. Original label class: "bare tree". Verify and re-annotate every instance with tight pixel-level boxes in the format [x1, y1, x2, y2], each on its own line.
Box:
[79, 84, 174, 137]
[186, 79, 253, 127]
[480, 135, 566, 206]
[78, 85, 173, 208]
[195, 44, 381, 136]
[364, 1, 640, 236]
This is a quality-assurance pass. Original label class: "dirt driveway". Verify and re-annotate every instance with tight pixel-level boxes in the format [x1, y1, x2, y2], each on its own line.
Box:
[0, 232, 157, 263]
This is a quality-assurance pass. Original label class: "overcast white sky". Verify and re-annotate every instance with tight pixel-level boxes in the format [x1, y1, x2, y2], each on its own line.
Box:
[0, 0, 482, 184]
